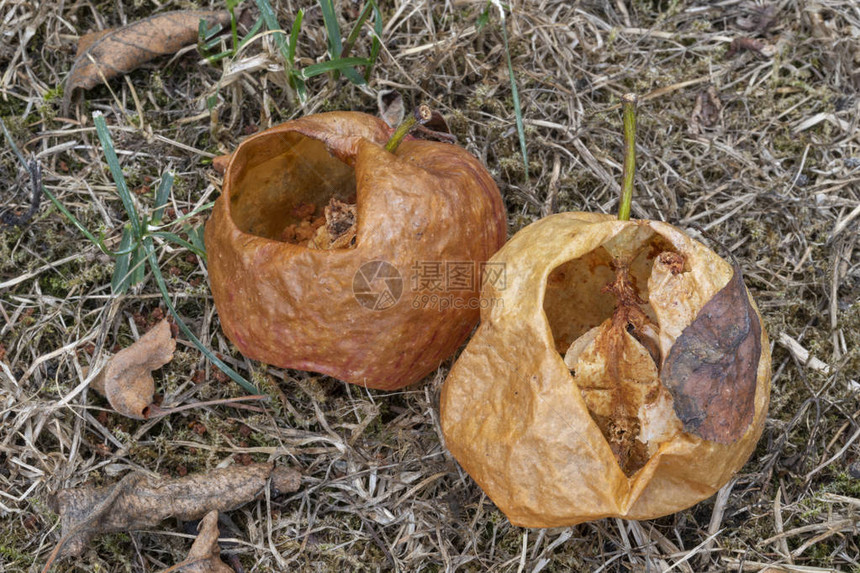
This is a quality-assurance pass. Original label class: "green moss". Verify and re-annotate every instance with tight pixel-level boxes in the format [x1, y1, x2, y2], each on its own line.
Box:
[0, 543, 35, 566]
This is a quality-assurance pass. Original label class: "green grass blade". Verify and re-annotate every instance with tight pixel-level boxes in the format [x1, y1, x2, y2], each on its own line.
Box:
[228, 5, 239, 56]
[160, 201, 216, 226]
[199, 22, 225, 44]
[151, 171, 174, 226]
[111, 224, 135, 293]
[0, 118, 30, 167]
[256, 0, 307, 100]
[151, 231, 206, 259]
[340, 65, 367, 86]
[298, 57, 371, 80]
[291, 73, 308, 101]
[236, 17, 264, 52]
[202, 36, 226, 51]
[41, 187, 129, 256]
[93, 112, 142, 236]
[317, 0, 343, 58]
[129, 244, 147, 287]
[340, 0, 382, 81]
[143, 237, 259, 394]
[183, 225, 207, 257]
[256, 0, 289, 58]
[343, 1, 374, 57]
[492, 2, 529, 180]
[367, 0, 383, 81]
[203, 50, 235, 63]
[477, 3, 491, 30]
[316, 0, 365, 84]
[288, 9, 304, 64]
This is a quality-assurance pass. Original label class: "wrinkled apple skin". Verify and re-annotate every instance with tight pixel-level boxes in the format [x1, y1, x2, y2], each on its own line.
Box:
[205, 112, 506, 390]
[440, 212, 771, 527]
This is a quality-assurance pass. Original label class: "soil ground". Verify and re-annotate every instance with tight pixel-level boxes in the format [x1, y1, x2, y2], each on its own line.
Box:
[1, 0, 859, 571]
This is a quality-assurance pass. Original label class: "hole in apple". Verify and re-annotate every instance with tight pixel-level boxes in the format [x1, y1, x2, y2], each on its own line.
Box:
[227, 131, 358, 248]
[543, 228, 688, 476]
[543, 246, 617, 353]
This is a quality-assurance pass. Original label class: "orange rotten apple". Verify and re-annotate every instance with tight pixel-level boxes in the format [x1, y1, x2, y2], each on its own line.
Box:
[440, 95, 771, 527]
[204, 108, 506, 390]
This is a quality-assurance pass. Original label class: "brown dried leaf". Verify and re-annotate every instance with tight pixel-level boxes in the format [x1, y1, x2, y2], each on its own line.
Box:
[661, 265, 762, 444]
[166, 511, 233, 573]
[47, 463, 301, 560]
[735, 4, 779, 34]
[725, 37, 776, 58]
[377, 89, 405, 128]
[91, 319, 175, 419]
[689, 86, 723, 134]
[422, 110, 451, 135]
[212, 154, 232, 175]
[414, 110, 455, 143]
[63, 11, 231, 112]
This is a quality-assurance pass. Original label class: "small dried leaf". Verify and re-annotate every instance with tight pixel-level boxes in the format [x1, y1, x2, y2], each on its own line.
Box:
[422, 110, 451, 135]
[63, 11, 231, 112]
[725, 37, 776, 58]
[48, 463, 301, 559]
[92, 319, 175, 419]
[661, 265, 762, 443]
[377, 89, 405, 128]
[212, 154, 232, 175]
[171, 511, 233, 573]
[734, 4, 779, 34]
[413, 110, 455, 143]
[270, 466, 302, 494]
[689, 86, 723, 134]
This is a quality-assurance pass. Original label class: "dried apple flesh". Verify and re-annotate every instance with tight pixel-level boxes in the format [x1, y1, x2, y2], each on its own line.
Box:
[546, 234, 690, 475]
[440, 212, 771, 527]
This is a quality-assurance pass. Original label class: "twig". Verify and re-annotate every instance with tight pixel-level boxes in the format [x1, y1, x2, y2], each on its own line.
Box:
[805, 426, 860, 481]
[697, 477, 735, 567]
[777, 333, 831, 374]
[146, 394, 269, 418]
[1, 155, 42, 227]
[1, 118, 43, 227]
[773, 486, 793, 564]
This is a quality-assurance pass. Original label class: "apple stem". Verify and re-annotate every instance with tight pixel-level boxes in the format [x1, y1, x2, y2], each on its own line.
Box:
[618, 93, 638, 221]
[385, 105, 432, 153]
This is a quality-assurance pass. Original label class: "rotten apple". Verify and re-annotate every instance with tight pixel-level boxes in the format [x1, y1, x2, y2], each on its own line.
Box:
[204, 110, 506, 390]
[439, 95, 771, 527]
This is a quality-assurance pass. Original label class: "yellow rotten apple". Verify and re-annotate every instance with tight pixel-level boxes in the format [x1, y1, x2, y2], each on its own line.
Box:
[440, 95, 771, 527]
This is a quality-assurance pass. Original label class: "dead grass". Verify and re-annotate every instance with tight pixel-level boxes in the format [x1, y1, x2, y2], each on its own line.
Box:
[2, 0, 860, 571]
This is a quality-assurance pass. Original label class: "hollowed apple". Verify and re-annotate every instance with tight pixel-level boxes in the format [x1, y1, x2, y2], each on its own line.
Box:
[440, 212, 771, 527]
[205, 112, 506, 390]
